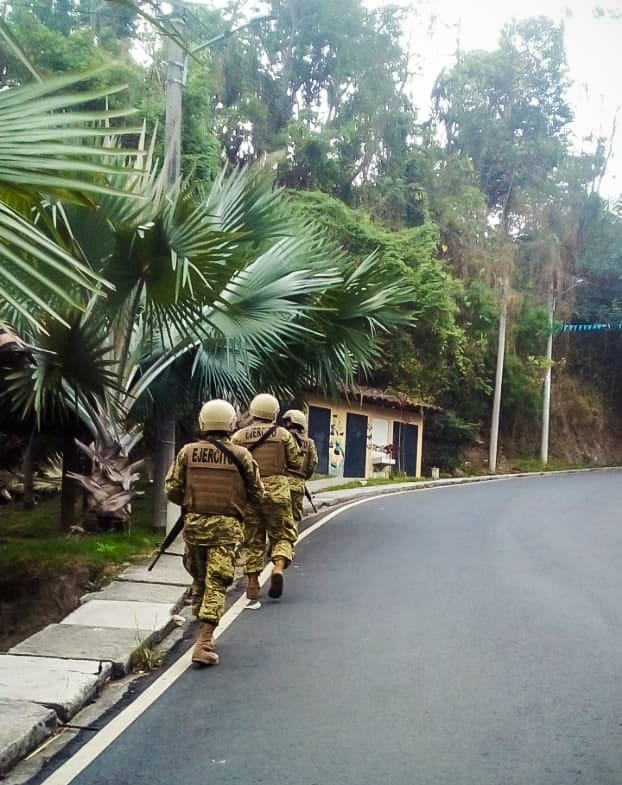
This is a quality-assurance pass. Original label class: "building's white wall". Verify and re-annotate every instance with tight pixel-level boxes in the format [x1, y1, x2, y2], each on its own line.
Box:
[305, 395, 424, 478]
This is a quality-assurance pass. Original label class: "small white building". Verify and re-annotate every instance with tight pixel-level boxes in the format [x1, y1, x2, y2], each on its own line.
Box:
[304, 386, 438, 479]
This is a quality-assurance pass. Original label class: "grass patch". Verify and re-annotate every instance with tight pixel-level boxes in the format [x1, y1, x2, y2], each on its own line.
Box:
[507, 458, 593, 474]
[0, 487, 163, 650]
[0, 528, 159, 572]
[322, 476, 421, 492]
[313, 459, 612, 491]
[456, 464, 491, 477]
[441, 458, 615, 477]
[0, 497, 65, 538]
[0, 488, 160, 573]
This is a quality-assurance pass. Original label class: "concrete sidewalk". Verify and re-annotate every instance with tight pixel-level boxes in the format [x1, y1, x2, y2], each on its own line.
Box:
[1, 465, 618, 776]
[0, 552, 189, 774]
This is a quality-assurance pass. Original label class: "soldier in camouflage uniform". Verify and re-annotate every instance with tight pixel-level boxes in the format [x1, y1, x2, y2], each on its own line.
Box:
[283, 409, 318, 524]
[165, 400, 263, 667]
[232, 393, 303, 601]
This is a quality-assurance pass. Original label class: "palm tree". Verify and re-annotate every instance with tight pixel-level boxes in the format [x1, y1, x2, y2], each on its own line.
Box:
[5, 146, 415, 528]
[0, 61, 148, 523]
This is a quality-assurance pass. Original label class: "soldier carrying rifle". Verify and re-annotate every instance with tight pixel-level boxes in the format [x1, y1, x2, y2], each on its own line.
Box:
[164, 400, 263, 667]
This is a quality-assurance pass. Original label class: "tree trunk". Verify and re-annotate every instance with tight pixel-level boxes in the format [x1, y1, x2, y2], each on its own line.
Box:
[61, 432, 81, 528]
[151, 408, 177, 532]
[22, 429, 35, 511]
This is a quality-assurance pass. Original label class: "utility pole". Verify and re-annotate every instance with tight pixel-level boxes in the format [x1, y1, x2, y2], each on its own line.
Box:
[155, 6, 273, 532]
[163, 7, 272, 188]
[89, 0, 97, 31]
[163, 9, 272, 189]
[154, 1, 185, 534]
[164, 1, 185, 188]
[489, 277, 508, 473]
[540, 277, 584, 467]
[540, 280, 555, 466]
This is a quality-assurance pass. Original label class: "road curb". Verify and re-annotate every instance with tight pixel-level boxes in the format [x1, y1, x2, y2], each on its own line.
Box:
[304, 466, 620, 513]
[1, 585, 189, 773]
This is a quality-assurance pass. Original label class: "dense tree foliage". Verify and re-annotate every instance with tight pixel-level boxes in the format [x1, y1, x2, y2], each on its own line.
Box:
[2, 0, 622, 483]
[433, 19, 573, 223]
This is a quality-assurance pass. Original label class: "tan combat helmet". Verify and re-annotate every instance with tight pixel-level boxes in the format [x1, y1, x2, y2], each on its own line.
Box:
[198, 400, 237, 433]
[249, 393, 280, 422]
[283, 409, 306, 432]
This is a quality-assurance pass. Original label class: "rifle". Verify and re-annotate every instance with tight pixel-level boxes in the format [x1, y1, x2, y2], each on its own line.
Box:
[148, 513, 184, 572]
[305, 484, 318, 513]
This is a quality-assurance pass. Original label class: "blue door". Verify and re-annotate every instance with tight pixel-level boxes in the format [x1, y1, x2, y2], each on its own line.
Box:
[308, 405, 331, 475]
[344, 413, 368, 477]
[392, 422, 418, 476]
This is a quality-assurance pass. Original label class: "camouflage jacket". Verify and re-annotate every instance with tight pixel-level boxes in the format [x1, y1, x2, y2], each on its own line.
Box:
[288, 432, 319, 482]
[165, 437, 263, 547]
[286, 432, 317, 494]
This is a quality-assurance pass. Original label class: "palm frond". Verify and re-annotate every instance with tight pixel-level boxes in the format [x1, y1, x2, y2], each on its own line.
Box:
[241, 250, 417, 395]
[9, 159, 416, 435]
[0, 202, 111, 331]
[0, 70, 147, 330]
[4, 313, 122, 424]
[0, 71, 142, 203]
[200, 166, 291, 238]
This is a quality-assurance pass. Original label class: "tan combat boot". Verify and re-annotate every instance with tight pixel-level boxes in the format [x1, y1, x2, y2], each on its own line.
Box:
[191, 622, 219, 667]
[268, 558, 286, 599]
[246, 573, 261, 601]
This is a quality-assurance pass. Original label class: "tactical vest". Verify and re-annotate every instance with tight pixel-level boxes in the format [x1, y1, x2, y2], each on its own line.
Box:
[290, 436, 312, 479]
[182, 441, 248, 518]
[237, 423, 287, 477]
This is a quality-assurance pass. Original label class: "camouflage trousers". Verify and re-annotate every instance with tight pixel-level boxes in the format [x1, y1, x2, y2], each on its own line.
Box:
[290, 488, 305, 523]
[243, 495, 297, 574]
[183, 543, 237, 624]
[288, 476, 306, 524]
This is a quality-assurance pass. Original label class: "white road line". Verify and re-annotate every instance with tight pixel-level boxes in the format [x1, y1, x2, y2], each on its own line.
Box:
[37, 481, 515, 785]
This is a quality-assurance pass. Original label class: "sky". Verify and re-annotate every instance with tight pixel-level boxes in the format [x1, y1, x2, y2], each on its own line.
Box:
[368, 0, 622, 197]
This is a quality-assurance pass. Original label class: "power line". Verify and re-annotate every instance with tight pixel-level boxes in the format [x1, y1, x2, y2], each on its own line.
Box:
[183, 6, 216, 41]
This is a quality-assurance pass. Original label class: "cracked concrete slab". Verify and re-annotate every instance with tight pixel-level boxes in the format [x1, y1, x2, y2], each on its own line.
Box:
[0, 699, 57, 776]
[9, 625, 157, 677]
[0, 656, 110, 722]
[61, 599, 175, 633]
[81, 581, 186, 608]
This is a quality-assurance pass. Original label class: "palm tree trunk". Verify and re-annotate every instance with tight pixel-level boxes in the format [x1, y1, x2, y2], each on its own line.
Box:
[151, 407, 176, 531]
[61, 432, 80, 528]
[22, 429, 35, 511]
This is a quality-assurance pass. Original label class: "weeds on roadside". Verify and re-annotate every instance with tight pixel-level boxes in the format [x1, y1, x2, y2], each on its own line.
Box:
[131, 633, 164, 673]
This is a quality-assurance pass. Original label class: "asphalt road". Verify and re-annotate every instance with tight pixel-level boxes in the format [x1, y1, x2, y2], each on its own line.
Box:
[49, 472, 622, 785]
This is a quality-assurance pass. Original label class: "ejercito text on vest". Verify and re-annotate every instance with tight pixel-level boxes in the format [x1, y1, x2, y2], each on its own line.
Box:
[183, 440, 248, 519]
[237, 424, 286, 476]
[189, 445, 235, 465]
